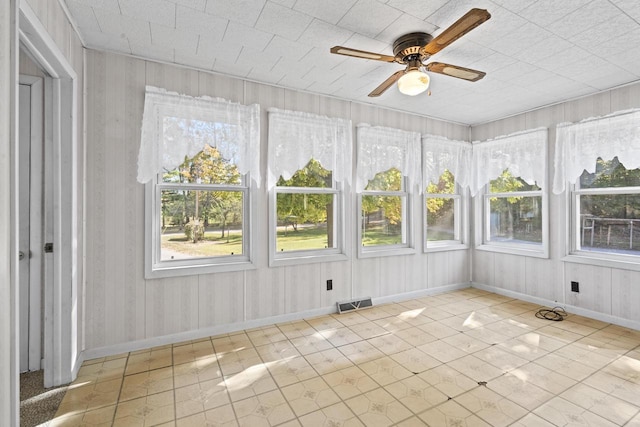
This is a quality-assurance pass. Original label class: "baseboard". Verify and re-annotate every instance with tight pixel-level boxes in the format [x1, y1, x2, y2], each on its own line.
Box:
[82, 305, 337, 360]
[471, 282, 640, 331]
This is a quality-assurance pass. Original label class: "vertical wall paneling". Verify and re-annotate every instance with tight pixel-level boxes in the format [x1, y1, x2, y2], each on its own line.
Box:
[472, 250, 494, 286]
[565, 263, 612, 314]
[245, 268, 286, 320]
[611, 269, 640, 322]
[427, 251, 450, 289]
[563, 91, 611, 123]
[284, 263, 322, 314]
[610, 83, 640, 111]
[146, 276, 200, 338]
[494, 254, 526, 294]
[199, 272, 245, 327]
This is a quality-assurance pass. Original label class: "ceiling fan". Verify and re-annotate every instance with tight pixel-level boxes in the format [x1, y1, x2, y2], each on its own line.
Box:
[330, 8, 491, 97]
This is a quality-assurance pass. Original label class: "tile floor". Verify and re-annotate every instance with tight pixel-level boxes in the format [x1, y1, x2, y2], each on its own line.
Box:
[51, 288, 640, 426]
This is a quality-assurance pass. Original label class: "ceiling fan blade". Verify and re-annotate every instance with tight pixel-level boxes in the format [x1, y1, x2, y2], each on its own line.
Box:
[423, 8, 491, 56]
[368, 70, 405, 97]
[426, 62, 486, 82]
[330, 46, 396, 63]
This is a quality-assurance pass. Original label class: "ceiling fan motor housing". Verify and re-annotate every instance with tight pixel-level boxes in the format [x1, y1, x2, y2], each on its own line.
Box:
[393, 32, 433, 63]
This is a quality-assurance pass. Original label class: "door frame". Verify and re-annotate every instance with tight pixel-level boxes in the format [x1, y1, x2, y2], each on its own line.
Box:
[17, 1, 80, 389]
[18, 75, 44, 373]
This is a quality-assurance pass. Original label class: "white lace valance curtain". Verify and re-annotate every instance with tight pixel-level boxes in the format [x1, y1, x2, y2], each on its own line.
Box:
[137, 86, 261, 185]
[267, 108, 352, 189]
[356, 125, 421, 192]
[471, 128, 547, 196]
[422, 135, 472, 190]
[553, 109, 640, 194]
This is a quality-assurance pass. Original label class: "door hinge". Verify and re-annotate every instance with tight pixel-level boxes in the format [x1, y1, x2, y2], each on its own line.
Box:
[44, 242, 53, 253]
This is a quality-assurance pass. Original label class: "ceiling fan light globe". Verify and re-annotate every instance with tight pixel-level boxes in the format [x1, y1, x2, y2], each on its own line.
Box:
[397, 70, 430, 96]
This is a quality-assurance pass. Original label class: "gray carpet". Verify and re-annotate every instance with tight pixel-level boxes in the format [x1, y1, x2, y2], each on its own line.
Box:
[20, 370, 67, 427]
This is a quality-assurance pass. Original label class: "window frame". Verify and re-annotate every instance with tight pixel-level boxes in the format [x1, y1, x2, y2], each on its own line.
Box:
[357, 175, 414, 258]
[566, 183, 640, 269]
[145, 172, 255, 279]
[424, 183, 468, 253]
[269, 178, 347, 267]
[475, 183, 549, 259]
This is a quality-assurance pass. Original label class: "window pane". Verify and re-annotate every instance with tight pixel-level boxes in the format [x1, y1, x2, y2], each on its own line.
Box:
[277, 159, 333, 188]
[427, 197, 455, 241]
[162, 144, 241, 185]
[490, 169, 541, 192]
[489, 196, 542, 244]
[579, 194, 640, 254]
[361, 195, 405, 246]
[276, 192, 336, 251]
[579, 157, 640, 189]
[365, 168, 402, 191]
[160, 189, 243, 259]
[426, 170, 456, 194]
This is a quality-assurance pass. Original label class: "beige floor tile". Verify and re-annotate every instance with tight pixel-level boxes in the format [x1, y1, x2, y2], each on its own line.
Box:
[487, 371, 554, 411]
[447, 355, 504, 383]
[349, 322, 389, 340]
[56, 378, 122, 415]
[246, 326, 288, 347]
[358, 356, 413, 386]
[74, 357, 127, 385]
[50, 405, 116, 426]
[175, 404, 238, 427]
[223, 363, 277, 402]
[318, 326, 362, 347]
[384, 375, 448, 414]
[119, 367, 174, 402]
[536, 324, 583, 344]
[564, 314, 610, 330]
[304, 348, 354, 375]
[322, 366, 378, 400]
[456, 387, 527, 427]
[288, 333, 333, 355]
[173, 356, 222, 389]
[255, 340, 301, 363]
[280, 376, 341, 416]
[390, 348, 441, 374]
[265, 355, 318, 387]
[125, 348, 173, 375]
[394, 327, 438, 347]
[345, 387, 413, 426]
[172, 340, 215, 366]
[533, 396, 618, 427]
[627, 412, 640, 426]
[418, 364, 478, 399]
[174, 379, 230, 419]
[513, 331, 567, 352]
[561, 383, 639, 425]
[472, 346, 529, 371]
[397, 299, 430, 311]
[484, 320, 529, 339]
[359, 307, 395, 321]
[602, 354, 640, 383]
[306, 314, 343, 332]
[420, 307, 457, 322]
[217, 347, 263, 376]
[504, 362, 576, 395]
[551, 318, 599, 336]
[464, 326, 511, 346]
[509, 413, 555, 426]
[232, 389, 295, 427]
[113, 390, 175, 427]
[395, 416, 431, 426]
[212, 333, 253, 355]
[298, 402, 364, 427]
[277, 320, 316, 339]
[418, 400, 491, 427]
[417, 339, 468, 363]
[584, 370, 640, 405]
[534, 353, 598, 381]
[332, 311, 369, 327]
[497, 337, 550, 362]
[338, 340, 385, 365]
[367, 333, 413, 356]
[417, 321, 459, 339]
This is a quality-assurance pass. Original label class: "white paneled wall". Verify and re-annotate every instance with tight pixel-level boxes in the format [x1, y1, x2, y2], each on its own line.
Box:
[471, 80, 640, 327]
[84, 49, 471, 353]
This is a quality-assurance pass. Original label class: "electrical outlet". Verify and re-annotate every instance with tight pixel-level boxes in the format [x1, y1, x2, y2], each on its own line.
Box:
[326, 279, 333, 291]
[571, 281, 579, 293]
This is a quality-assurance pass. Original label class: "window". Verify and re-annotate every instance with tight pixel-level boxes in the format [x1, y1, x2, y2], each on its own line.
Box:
[425, 170, 464, 247]
[473, 128, 548, 257]
[356, 125, 419, 257]
[422, 136, 471, 251]
[138, 87, 260, 277]
[268, 109, 351, 265]
[572, 157, 640, 258]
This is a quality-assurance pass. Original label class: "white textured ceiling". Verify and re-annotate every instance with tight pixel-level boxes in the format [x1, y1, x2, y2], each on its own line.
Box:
[64, 0, 640, 124]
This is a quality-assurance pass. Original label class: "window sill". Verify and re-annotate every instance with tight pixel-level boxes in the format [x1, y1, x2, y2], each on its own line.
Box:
[146, 259, 256, 279]
[475, 243, 548, 259]
[563, 252, 640, 272]
[424, 243, 468, 253]
[358, 246, 416, 259]
[270, 252, 349, 267]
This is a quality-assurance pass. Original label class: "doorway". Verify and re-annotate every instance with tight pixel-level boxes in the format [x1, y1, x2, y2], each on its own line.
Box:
[18, 76, 44, 374]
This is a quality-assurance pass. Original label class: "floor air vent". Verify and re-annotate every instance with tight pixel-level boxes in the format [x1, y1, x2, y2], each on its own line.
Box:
[337, 297, 373, 314]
